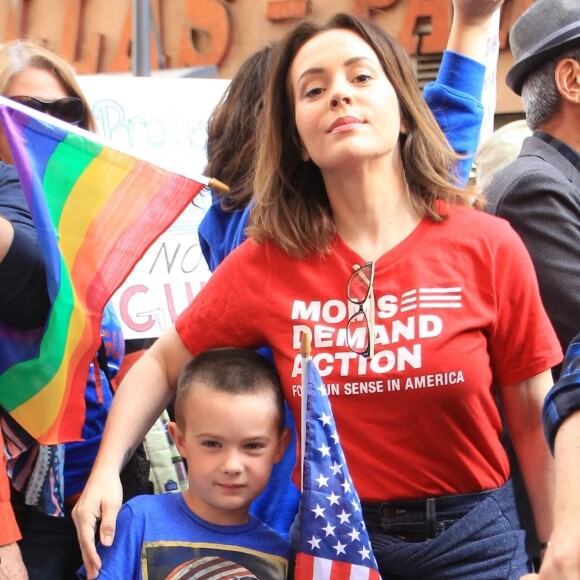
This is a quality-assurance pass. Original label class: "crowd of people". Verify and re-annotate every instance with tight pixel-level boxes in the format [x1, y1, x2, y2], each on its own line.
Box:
[0, 0, 579, 578]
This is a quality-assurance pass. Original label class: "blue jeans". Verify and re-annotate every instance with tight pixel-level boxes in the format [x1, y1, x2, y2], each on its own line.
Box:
[362, 480, 531, 579]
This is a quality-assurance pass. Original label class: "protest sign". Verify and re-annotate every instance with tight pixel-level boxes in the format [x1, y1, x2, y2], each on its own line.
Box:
[79, 76, 229, 339]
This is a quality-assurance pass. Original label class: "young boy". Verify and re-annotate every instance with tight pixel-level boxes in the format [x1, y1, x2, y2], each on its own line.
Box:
[79, 348, 291, 579]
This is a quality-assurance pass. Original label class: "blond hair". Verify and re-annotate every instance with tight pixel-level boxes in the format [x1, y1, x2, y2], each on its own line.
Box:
[0, 40, 95, 132]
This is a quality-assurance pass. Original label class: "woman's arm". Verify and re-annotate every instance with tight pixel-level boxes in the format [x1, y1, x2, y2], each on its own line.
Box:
[72, 326, 194, 580]
[0, 162, 49, 327]
[499, 369, 555, 548]
[0, 543, 28, 580]
[424, 0, 504, 185]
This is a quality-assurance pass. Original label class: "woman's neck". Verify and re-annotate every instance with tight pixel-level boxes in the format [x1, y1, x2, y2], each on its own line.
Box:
[324, 161, 421, 261]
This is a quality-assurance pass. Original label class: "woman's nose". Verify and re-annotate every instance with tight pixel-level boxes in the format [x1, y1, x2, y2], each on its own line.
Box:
[330, 92, 352, 108]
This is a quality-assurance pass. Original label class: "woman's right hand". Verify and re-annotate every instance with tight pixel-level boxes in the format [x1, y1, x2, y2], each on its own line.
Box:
[72, 469, 123, 580]
[452, 0, 505, 26]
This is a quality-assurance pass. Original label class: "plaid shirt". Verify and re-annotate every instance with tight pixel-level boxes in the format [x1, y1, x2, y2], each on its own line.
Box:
[543, 331, 580, 452]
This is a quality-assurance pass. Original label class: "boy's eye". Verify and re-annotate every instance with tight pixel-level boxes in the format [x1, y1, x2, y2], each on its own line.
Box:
[202, 440, 221, 448]
[244, 442, 265, 451]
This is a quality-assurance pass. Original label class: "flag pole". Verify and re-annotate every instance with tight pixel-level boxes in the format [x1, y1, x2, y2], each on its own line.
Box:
[300, 329, 312, 491]
[206, 177, 230, 193]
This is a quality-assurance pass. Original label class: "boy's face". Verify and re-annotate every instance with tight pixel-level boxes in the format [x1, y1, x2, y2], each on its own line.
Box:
[169, 383, 290, 526]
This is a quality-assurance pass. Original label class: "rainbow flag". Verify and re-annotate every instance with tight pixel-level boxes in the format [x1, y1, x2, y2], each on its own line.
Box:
[0, 99, 204, 444]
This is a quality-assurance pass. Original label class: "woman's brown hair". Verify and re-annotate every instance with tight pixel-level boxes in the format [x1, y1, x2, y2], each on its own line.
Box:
[204, 43, 276, 211]
[248, 13, 478, 257]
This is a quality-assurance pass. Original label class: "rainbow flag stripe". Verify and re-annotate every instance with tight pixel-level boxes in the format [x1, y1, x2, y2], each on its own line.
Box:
[0, 102, 203, 444]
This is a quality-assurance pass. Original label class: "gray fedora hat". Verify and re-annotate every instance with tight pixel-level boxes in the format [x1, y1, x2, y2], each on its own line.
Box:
[506, 0, 580, 95]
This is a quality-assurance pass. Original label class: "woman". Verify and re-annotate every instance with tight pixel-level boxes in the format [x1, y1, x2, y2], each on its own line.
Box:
[0, 40, 124, 580]
[197, 0, 497, 543]
[75, 8, 560, 580]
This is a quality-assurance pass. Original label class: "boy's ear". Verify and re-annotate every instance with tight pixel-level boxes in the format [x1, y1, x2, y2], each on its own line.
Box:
[274, 428, 292, 464]
[168, 421, 185, 456]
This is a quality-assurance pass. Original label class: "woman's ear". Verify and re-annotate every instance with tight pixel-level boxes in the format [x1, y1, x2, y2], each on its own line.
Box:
[301, 145, 310, 162]
[400, 117, 409, 135]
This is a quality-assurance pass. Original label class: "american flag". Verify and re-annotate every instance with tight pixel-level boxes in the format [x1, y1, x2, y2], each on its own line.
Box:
[295, 359, 381, 579]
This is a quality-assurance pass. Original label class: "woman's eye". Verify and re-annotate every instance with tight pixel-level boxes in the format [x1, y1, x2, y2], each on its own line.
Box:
[305, 86, 324, 98]
[354, 73, 372, 83]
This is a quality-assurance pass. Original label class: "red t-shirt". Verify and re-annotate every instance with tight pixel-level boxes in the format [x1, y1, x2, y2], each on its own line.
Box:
[176, 207, 562, 502]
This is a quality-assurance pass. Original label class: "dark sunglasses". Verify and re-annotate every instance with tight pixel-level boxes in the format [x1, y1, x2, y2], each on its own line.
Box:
[9, 95, 85, 126]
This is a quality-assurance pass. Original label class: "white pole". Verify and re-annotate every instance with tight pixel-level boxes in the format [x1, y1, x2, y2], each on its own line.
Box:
[300, 329, 312, 491]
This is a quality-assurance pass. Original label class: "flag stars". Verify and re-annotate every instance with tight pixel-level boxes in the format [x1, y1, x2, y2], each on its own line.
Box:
[333, 541, 347, 555]
[337, 510, 352, 524]
[326, 491, 341, 506]
[297, 365, 380, 576]
[307, 536, 321, 551]
[315, 473, 329, 488]
[330, 461, 343, 475]
[311, 504, 326, 519]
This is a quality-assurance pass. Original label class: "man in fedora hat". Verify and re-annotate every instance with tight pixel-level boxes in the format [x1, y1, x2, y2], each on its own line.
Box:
[485, 0, 580, 577]
[486, 0, 580, 362]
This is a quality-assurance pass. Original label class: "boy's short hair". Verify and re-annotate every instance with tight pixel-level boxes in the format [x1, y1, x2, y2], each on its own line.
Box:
[175, 348, 286, 433]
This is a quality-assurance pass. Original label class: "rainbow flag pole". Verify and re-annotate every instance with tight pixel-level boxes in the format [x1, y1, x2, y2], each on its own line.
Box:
[0, 96, 205, 444]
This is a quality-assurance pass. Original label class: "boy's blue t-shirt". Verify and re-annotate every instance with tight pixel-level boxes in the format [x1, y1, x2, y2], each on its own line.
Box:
[78, 493, 289, 580]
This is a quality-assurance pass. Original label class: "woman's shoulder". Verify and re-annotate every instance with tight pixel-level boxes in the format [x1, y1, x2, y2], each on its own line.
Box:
[0, 161, 25, 207]
[448, 205, 518, 236]
[220, 236, 308, 269]
[434, 205, 526, 256]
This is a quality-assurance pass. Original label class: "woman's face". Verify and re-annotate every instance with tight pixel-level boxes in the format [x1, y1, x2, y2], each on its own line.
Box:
[290, 28, 403, 174]
[1, 67, 69, 163]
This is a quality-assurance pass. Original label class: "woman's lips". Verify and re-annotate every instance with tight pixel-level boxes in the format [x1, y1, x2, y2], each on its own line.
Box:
[327, 116, 364, 133]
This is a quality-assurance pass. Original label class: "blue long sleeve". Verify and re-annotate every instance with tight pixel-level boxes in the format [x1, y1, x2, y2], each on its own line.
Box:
[424, 50, 485, 186]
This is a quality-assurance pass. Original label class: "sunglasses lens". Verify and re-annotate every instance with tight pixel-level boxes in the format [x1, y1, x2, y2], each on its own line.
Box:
[9, 96, 84, 125]
[347, 264, 373, 304]
[9, 96, 45, 113]
[49, 98, 85, 125]
[347, 310, 370, 356]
